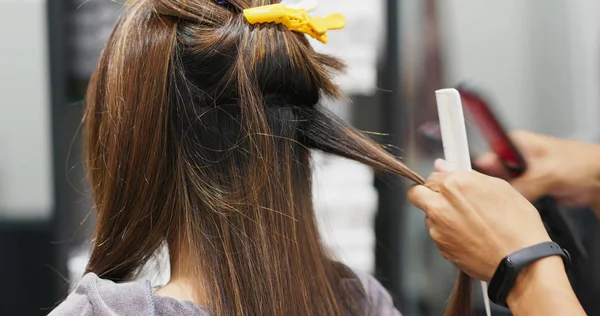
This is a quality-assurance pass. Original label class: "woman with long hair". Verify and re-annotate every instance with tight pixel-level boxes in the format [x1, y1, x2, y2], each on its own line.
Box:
[50, 0, 436, 315]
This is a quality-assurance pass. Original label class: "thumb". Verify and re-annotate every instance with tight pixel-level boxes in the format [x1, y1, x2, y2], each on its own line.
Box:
[434, 158, 450, 172]
[474, 153, 510, 180]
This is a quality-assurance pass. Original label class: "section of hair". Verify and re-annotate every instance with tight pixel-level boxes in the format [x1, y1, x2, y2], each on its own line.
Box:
[444, 271, 473, 316]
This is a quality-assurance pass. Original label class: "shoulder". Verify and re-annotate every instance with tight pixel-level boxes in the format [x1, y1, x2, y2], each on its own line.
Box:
[48, 273, 208, 316]
[352, 270, 403, 316]
[49, 273, 154, 316]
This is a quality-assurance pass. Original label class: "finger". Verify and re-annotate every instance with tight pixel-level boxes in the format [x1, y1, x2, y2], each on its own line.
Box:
[425, 172, 451, 192]
[427, 170, 492, 204]
[408, 185, 442, 215]
[434, 158, 450, 172]
[508, 130, 535, 149]
[509, 130, 548, 157]
[474, 152, 510, 179]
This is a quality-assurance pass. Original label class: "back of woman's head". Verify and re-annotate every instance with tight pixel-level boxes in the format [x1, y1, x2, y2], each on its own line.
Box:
[84, 0, 424, 315]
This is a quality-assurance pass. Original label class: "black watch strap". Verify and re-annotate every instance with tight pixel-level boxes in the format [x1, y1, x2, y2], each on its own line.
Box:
[488, 241, 570, 307]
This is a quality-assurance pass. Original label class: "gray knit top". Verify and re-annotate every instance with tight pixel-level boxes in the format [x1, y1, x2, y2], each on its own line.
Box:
[49, 271, 402, 315]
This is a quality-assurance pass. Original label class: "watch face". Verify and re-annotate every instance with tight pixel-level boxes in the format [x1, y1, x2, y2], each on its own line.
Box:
[496, 257, 515, 280]
[488, 257, 517, 306]
[504, 257, 515, 271]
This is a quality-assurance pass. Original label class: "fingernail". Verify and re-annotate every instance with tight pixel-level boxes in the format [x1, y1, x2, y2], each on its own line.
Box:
[434, 159, 449, 172]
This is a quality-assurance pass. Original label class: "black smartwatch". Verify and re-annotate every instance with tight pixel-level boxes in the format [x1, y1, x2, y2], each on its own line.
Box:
[487, 241, 571, 307]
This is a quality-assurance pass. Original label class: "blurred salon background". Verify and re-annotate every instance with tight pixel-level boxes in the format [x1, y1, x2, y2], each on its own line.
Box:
[1, 0, 600, 315]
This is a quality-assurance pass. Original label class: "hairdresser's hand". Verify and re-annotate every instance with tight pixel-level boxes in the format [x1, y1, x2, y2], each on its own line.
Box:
[407, 169, 551, 281]
[475, 131, 600, 215]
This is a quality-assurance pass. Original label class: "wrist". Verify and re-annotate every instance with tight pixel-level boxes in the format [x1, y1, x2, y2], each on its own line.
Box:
[506, 256, 569, 310]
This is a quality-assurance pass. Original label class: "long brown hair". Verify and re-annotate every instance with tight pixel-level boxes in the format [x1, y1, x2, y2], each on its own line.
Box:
[445, 273, 473, 315]
[83, 0, 426, 315]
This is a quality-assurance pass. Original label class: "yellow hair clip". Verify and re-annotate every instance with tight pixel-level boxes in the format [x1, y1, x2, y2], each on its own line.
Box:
[243, 4, 346, 44]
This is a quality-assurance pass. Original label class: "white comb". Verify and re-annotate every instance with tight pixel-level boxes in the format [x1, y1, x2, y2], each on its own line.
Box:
[435, 88, 492, 316]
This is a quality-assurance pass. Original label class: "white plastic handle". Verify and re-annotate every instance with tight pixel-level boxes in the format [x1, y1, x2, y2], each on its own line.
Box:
[435, 88, 492, 316]
[283, 0, 319, 11]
